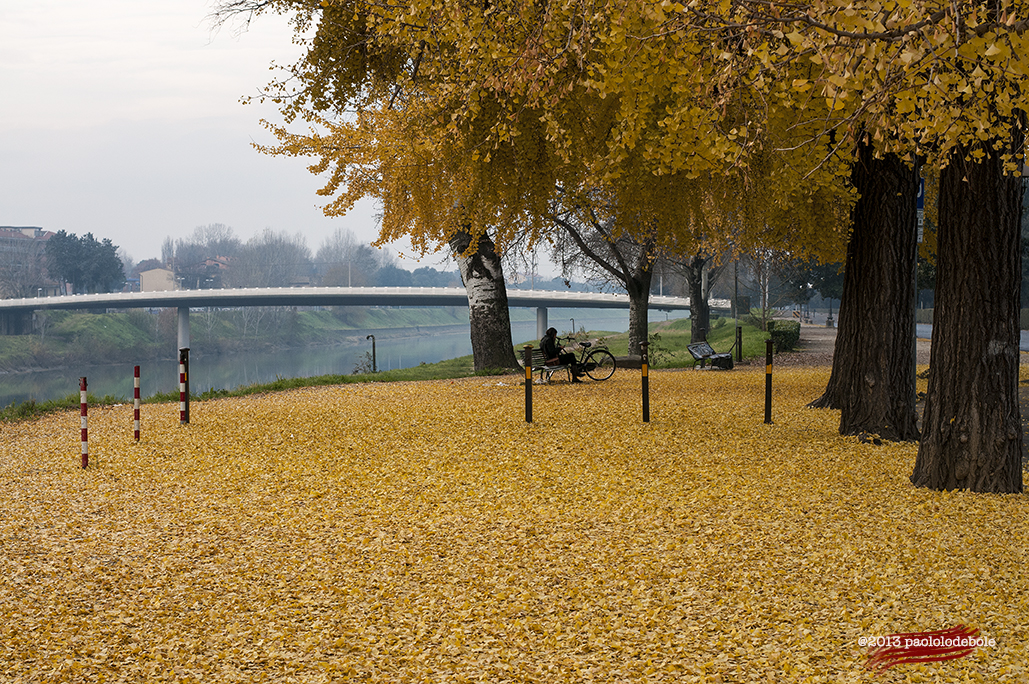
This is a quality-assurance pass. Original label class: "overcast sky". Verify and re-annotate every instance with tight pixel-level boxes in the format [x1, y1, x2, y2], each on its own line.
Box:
[0, 1, 453, 271]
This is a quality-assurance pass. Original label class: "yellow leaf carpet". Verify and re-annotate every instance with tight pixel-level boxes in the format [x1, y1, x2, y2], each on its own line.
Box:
[2, 368, 1026, 682]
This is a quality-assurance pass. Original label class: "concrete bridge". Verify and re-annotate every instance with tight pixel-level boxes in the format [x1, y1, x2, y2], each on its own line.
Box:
[0, 286, 721, 349]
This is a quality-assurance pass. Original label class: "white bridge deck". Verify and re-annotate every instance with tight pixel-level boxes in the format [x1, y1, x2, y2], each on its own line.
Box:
[0, 287, 717, 313]
[0, 287, 732, 343]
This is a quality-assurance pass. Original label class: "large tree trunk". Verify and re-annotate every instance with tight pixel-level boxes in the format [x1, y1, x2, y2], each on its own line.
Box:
[450, 230, 520, 371]
[626, 268, 654, 358]
[808, 143, 920, 442]
[683, 256, 711, 343]
[910, 139, 1023, 493]
[689, 281, 710, 343]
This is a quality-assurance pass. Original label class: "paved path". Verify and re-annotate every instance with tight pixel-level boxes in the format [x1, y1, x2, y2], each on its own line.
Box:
[788, 324, 1029, 367]
[775, 324, 932, 367]
[787, 321, 1029, 468]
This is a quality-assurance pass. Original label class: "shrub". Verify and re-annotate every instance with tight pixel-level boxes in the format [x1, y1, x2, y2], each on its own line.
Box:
[768, 320, 801, 353]
[352, 351, 375, 375]
[744, 313, 765, 330]
[646, 332, 671, 365]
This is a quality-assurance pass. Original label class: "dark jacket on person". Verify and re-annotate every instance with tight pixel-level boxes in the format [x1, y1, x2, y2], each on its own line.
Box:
[540, 333, 561, 362]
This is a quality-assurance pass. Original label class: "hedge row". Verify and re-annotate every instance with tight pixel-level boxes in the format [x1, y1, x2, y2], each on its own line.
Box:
[767, 320, 801, 353]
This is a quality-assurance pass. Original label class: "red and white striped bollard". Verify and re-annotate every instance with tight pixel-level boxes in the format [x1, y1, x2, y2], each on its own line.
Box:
[133, 365, 141, 440]
[80, 377, 88, 468]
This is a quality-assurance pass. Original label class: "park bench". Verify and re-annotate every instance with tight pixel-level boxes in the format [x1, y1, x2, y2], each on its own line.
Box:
[687, 342, 734, 370]
[520, 348, 575, 383]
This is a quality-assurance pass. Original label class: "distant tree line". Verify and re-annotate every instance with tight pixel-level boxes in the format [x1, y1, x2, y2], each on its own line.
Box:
[146, 224, 461, 290]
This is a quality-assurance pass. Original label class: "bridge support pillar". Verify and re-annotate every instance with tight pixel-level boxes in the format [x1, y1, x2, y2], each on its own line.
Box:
[177, 307, 190, 351]
[0, 311, 32, 335]
[536, 307, 548, 341]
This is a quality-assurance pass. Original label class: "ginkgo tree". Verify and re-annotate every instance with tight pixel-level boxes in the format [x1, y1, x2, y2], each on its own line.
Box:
[623, 2, 925, 443]
[806, 145, 921, 443]
[214, 0, 854, 359]
[225, 0, 1029, 493]
[678, 0, 1026, 492]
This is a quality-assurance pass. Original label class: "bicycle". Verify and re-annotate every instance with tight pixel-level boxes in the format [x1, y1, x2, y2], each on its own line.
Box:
[547, 336, 616, 382]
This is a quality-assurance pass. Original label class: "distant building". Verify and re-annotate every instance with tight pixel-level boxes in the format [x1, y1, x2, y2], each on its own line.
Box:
[140, 268, 176, 292]
[0, 226, 49, 240]
[200, 255, 230, 288]
[175, 255, 231, 289]
[0, 226, 60, 297]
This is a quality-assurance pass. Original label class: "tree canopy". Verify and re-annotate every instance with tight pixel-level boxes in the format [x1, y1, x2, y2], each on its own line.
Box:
[217, 0, 1028, 490]
[45, 231, 125, 294]
[216, 0, 856, 268]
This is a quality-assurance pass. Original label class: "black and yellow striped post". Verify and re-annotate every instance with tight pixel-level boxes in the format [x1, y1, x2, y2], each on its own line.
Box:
[764, 338, 773, 424]
[641, 341, 650, 423]
[523, 345, 533, 423]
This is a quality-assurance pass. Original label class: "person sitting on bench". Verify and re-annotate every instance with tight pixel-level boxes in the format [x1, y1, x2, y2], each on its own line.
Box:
[540, 327, 583, 383]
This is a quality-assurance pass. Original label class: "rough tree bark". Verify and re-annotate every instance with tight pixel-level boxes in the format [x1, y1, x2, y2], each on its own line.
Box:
[808, 142, 920, 442]
[625, 266, 654, 357]
[688, 274, 710, 343]
[449, 230, 520, 371]
[679, 255, 724, 343]
[910, 139, 1024, 493]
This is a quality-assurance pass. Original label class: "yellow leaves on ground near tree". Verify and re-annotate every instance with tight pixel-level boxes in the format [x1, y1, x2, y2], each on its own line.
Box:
[2, 368, 1027, 682]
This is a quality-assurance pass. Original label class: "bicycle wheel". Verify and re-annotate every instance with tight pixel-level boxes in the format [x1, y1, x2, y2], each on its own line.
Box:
[585, 349, 616, 381]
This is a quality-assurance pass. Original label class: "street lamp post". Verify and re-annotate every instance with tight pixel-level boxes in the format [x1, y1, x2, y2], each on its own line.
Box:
[366, 334, 377, 373]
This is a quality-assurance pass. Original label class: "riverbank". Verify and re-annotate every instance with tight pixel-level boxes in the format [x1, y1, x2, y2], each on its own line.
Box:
[0, 315, 732, 420]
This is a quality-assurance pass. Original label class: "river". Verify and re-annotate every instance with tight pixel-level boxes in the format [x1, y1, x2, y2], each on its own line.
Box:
[0, 311, 689, 407]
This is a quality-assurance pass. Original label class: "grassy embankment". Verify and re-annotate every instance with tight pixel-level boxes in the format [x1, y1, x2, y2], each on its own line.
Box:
[0, 316, 767, 423]
[573, 316, 768, 365]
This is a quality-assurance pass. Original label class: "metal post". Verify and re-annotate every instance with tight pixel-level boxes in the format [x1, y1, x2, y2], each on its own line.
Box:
[133, 365, 141, 441]
[523, 345, 533, 423]
[179, 348, 190, 425]
[736, 325, 743, 363]
[641, 341, 650, 423]
[80, 377, 88, 468]
[734, 260, 739, 324]
[177, 306, 190, 351]
[366, 335, 376, 372]
[764, 339, 773, 424]
[536, 307, 548, 341]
